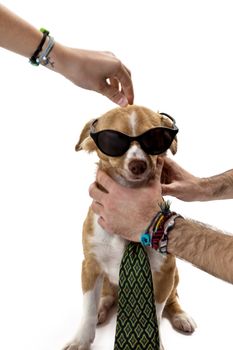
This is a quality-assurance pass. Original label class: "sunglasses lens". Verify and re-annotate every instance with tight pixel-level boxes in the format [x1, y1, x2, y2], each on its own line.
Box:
[140, 128, 176, 154]
[95, 130, 129, 156]
[91, 123, 178, 157]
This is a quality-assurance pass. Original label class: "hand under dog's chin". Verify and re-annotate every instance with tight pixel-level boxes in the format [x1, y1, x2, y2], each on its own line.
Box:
[98, 161, 155, 188]
[110, 169, 155, 188]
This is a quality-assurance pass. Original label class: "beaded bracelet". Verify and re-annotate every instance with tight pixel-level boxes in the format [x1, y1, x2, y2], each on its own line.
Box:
[157, 213, 181, 254]
[36, 35, 55, 66]
[140, 201, 181, 254]
[29, 28, 50, 66]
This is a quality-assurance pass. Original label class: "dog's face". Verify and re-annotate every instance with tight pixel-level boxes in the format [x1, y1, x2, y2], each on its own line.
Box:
[76, 105, 177, 187]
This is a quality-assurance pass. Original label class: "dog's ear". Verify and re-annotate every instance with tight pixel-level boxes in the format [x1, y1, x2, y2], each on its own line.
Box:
[169, 138, 177, 155]
[160, 114, 177, 155]
[75, 119, 96, 152]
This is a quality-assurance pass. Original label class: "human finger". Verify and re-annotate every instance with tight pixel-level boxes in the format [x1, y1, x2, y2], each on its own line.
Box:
[89, 182, 105, 202]
[103, 51, 116, 58]
[100, 81, 128, 107]
[97, 216, 112, 233]
[155, 156, 164, 182]
[91, 200, 103, 216]
[161, 183, 177, 196]
[102, 51, 132, 80]
[163, 157, 180, 174]
[115, 65, 134, 105]
[162, 157, 180, 183]
[96, 169, 116, 193]
[108, 77, 120, 90]
[122, 63, 132, 78]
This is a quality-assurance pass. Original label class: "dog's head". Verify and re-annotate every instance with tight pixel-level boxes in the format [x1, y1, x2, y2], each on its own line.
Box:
[75, 105, 178, 187]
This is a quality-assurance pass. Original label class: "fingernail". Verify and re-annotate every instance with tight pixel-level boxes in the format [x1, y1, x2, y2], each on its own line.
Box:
[118, 96, 128, 107]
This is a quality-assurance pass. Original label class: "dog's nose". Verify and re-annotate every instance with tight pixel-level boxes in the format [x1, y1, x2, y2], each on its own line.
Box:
[128, 160, 147, 175]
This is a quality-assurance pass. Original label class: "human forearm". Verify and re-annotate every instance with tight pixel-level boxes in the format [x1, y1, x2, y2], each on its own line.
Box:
[0, 4, 42, 57]
[200, 169, 233, 200]
[0, 4, 133, 105]
[0, 4, 64, 76]
[90, 169, 233, 283]
[168, 217, 233, 283]
[89, 163, 233, 284]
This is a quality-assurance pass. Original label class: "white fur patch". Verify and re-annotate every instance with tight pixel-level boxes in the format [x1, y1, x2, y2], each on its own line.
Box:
[155, 301, 167, 350]
[147, 247, 166, 273]
[125, 144, 147, 162]
[123, 145, 150, 181]
[172, 312, 197, 333]
[84, 276, 103, 314]
[155, 301, 167, 325]
[90, 215, 164, 284]
[91, 214, 127, 285]
[67, 276, 103, 350]
[129, 110, 138, 136]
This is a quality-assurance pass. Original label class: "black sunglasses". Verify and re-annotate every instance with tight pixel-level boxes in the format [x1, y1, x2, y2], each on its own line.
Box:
[90, 112, 178, 157]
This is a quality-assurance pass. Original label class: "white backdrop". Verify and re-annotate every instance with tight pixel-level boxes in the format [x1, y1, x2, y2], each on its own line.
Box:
[0, 1, 233, 349]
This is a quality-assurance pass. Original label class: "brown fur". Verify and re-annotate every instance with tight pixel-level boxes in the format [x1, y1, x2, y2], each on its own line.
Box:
[65, 105, 196, 350]
[77, 106, 192, 322]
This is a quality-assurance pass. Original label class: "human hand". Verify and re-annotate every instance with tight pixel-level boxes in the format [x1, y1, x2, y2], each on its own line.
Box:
[51, 44, 134, 106]
[162, 157, 202, 201]
[0, 5, 133, 106]
[89, 158, 164, 241]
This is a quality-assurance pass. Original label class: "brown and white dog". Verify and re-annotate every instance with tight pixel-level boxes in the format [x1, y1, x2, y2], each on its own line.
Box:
[63, 105, 196, 350]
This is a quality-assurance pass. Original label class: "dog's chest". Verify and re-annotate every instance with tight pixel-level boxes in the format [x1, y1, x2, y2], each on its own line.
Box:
[90, 214, 165, 285]
[90, 215, 127, 285]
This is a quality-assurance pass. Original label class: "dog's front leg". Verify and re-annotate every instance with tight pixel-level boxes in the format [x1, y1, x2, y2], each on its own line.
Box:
[63, 259, 103, 350]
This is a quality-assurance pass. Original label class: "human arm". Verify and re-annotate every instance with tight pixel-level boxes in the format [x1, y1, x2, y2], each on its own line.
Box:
[89, 160, 233, 284]
[0, 4, 134, 106]
[168, 217, 233, 283]
[162, 157, 233, 201]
